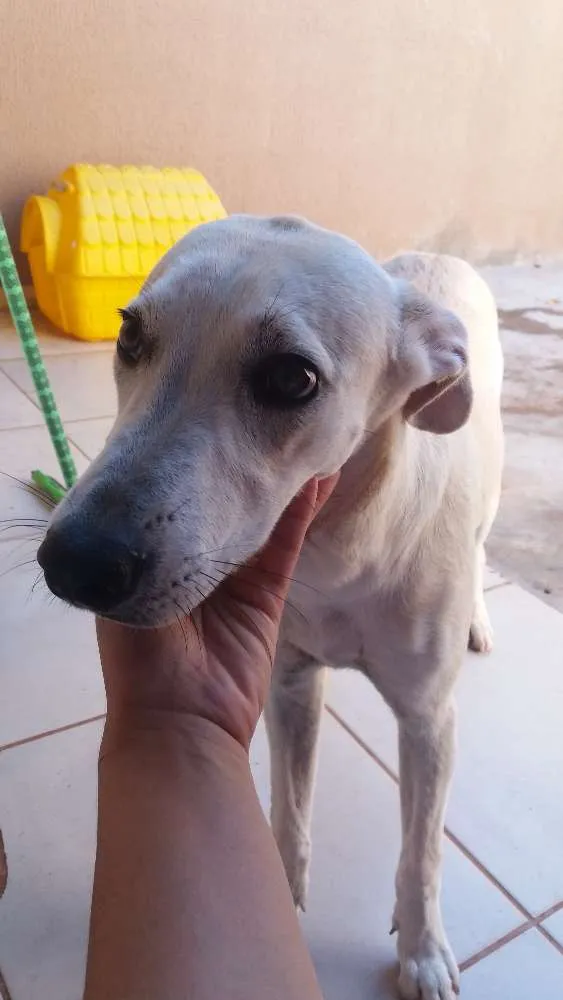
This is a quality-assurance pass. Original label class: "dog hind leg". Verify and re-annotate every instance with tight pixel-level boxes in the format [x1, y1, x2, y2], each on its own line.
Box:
[468, 455, 502, 659]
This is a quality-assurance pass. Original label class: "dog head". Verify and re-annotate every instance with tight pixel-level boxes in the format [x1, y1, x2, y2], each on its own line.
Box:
[38, 216, 470, 624]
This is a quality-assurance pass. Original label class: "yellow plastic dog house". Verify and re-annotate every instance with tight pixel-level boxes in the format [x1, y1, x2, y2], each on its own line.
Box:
[21, 164, 226, 341]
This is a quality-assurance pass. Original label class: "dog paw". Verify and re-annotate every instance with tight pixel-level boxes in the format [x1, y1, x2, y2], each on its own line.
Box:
[392, 904, 459, 1000]
[398, 938, 460, 1000]
[468, 616, 493, 654]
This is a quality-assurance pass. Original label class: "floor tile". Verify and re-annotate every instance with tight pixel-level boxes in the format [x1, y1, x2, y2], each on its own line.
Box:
[0, 714, 521, 1000]
[0, 537, 104, 747]
[65, 418, 115, 461]
[326, 670, 399, 771]
[0, 721, 101, 1000]
[327, 584, 563, 914]
[542, 906, 563, 947]
[451, 584, 563, 915]
[0, 310, 114, 360]
[480, 261, 563, 312]
[0, 371, 41, 430]
[0, 425, 88, 534]
[460, 928, 563, 998]
[1, 354, 117, 423]
[483, 566, 507, 590]
[252, 715, 522, 1000]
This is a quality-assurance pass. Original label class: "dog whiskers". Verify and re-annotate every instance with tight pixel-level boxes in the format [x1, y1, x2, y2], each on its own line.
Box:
[189, 587, 206, 664]
[23, 570, 46, 606]
[204, 569, 274, 668]
[197, 568, 275, 666]
[0, 472, 57, 510]
[227, 566, 310, 626]
[172, 583, 205, 665]
[209, 558, 325, 599]
[0, 557, 39, 580]
[173, 604, 190, 656]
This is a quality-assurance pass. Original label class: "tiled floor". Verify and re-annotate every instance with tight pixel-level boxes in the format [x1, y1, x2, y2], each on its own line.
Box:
[1, 305, 563, 999]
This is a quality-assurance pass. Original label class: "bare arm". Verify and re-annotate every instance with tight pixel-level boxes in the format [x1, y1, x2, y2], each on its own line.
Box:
[84, 715, 322, 1000]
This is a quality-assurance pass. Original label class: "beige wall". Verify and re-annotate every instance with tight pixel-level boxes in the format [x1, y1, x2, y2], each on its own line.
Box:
[3, 0, 563, 278]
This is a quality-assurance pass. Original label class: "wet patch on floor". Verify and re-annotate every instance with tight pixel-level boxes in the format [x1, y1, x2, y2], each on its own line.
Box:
[484, 268, 563, 613]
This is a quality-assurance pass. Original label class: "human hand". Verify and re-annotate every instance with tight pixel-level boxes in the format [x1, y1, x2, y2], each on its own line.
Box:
[97, 474, 339, 748]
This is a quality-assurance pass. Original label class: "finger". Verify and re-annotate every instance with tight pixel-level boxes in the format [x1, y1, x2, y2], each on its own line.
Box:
[311, 471, 340, 519]
[230, 472, 340, 621]
[223, 479, 319, 620]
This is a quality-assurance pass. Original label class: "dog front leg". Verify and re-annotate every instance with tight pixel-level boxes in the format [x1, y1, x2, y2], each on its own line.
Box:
[265, 650, 325, 911]
[394, 699, 459, 1000]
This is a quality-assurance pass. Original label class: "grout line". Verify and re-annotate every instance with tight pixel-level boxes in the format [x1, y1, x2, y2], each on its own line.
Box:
[443, 828, 532, 921]
[534, 899, 563, 954]
[0, 346, 114, 362]
[532, 899, 563, 923]
[0, 366, 41, 412]
[459, 919, 535, 972]
[59, 414, 116, 425]
[0, 419, 46, 431]
[0, 412, 116, 433]
[461, 905, 563, 971]
[537, 921, 563, 956]
[484, 580, 512, 593]
[1, 362, 115, 422]
[0, 421, 52, 433]
[0, 713, 106, 754]
[326, 705, 534, 924]
[326, 704, 399, 784]
[65, 435, 94, 463]
[0, 411, 115, 462]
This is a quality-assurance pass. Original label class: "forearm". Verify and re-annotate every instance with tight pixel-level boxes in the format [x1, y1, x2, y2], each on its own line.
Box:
[83, 714, 322, 1000]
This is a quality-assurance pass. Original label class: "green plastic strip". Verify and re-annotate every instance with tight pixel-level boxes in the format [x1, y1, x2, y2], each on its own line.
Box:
[31, 470, 68, 504]
[0, 214, 77, 490]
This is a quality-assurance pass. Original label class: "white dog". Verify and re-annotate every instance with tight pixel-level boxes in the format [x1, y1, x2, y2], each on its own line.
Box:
[38, 216, 503, 1000]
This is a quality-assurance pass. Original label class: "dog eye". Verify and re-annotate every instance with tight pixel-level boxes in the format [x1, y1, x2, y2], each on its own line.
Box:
[117, 309, 144, 364]
[251, 354, 319, 407]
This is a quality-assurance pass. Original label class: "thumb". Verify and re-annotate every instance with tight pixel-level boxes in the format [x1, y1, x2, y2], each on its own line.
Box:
[231, 472, 340, 621]
[311, 471, 341, 521]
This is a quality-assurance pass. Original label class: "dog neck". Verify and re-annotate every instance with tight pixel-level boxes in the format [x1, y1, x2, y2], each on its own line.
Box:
[318, 415, 406, 525]
[306, 415, 451, 590]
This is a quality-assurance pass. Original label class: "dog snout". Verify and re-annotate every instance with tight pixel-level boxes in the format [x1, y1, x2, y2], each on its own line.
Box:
[37, 521, 147, 614]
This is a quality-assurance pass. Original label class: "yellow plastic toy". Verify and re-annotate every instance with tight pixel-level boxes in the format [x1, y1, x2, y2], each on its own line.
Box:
[20, 164, 227, 342]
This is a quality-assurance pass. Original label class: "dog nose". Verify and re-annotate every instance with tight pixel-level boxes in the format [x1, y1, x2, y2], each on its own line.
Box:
[37, 522, 146, 613]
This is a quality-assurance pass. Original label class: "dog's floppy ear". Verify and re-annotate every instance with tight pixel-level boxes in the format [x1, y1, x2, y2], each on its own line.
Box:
[397, 282, 473, 434]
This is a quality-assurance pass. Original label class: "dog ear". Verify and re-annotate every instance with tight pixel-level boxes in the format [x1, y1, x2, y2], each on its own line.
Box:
[397, 283, 473, 434]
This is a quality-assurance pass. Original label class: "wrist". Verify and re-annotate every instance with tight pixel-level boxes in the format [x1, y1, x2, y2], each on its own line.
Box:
[100, 707, 250, 769]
